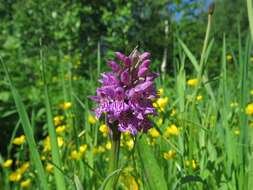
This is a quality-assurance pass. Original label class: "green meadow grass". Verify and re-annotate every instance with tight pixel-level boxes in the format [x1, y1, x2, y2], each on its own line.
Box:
[1, 3, 253, 190]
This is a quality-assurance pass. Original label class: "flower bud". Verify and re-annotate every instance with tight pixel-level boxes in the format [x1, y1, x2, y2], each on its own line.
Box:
[138, 67, 148, 77]
[115, 52, 126, 62]
[208, 2, 215, 15]
[140, 52, 151, 61]
[124, 57, 131, 67]
[107, 61, 121, 73]
[140, 59, 151, 68]
[120, 70, 130, 85]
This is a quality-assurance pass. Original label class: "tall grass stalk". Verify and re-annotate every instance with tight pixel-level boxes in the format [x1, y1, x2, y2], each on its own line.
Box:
[1, 59, 48, 190]
[40, 48, 66, 190]
[247, 0, 253, 40]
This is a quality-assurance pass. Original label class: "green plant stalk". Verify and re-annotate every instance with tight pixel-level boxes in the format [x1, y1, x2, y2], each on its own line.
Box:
[1, 60, 48, 190]
[247, 0, 253, 41]
[41, 51, 66, 190]
[105, 127, 121, 190]
[193, 13, 212, 104]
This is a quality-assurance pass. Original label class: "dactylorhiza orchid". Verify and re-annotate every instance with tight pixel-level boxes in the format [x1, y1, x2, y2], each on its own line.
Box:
[90, 48, 159, 135]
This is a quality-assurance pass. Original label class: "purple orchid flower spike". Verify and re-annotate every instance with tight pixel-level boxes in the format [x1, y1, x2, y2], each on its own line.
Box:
[90, 47, 158, 135]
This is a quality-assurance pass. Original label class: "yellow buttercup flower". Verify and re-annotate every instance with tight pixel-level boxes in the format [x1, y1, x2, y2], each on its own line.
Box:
[3, 159, 13, 168]
[149, 128, 160, 138]
[61, 102, 72, 110]
[230, 102, 238, 108]
[192, 160, 197, 170]
[234, 129, 240, 136]
[20, 179, 31, 188]
[187, 78, 198, 87]
[246, 103, 253, 116]
[164, 124, 179, 137]
[88, 115, 97, 125]
[53, 115, 64, 126]
[157, 88, 164, 96]
[17, 162, 29, 174]
[99, 124, 109, 136]
[70, 150, 81, 160]
[156, 118, 163, 126]
[226, 54, 232, 61]
[43, 136, 64, 152]
[9, 172, 22, 182]
[93, 146, 105, 155]
[196, 95, 203, 101]
[46, 163, 53, 173]
[156, 97, 169, 111]
[126, 139, 134, 150]
[170, 109, 176, 116]
[105, 141, 112, 150]
[79, 144, 88, 154]
[163, 150, 176, 160]
[13, 135, 25, 145]
[56, 125, 66, 134]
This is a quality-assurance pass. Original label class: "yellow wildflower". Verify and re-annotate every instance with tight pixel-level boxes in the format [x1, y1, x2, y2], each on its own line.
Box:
[192, 160, 197, 170]
[88, 115, 97, 125]
[13, 135, 25, 145]
[105, 142, 112, 150]
[43, 136, 64, 152]
[17, 162, 29, 174]
[56, 125, 66, 134]
[149, 128, 160, 138]
[226, 54, 232, 61]
[156, 97, 169, 111]
[196, 95, 203, 101]
[61, 102, 72, 110]
[70, 150, 81, 160]
[93, 146, 105, 155]
[20, 179, 31, 188]
[122, 175, 139, 190]
[53, 115, 64, 126]
[230, 102, 238, 108]
[126, 139, 134, 150]
[152, 102, 158, 108]
[72, 76, 78, 81]
[245, 103, 253, 115]
[79, 144, 88, 154]
[185, 160, 191, 167]
[164, 124, 179, 137]
[46, 163, 53, 173]
[3, 159, 13, 168]
[9, 172, 22, 182]
[170, 109, 176, 116]
[99, 124, 109, 136]
[187, 78, 198, 87]
[156, 118, 163, 126]
[157, 88, 164, 96]
[234, 129, 240, 136]
[63, 55, 70, 61]
[163, 150, 176, 160]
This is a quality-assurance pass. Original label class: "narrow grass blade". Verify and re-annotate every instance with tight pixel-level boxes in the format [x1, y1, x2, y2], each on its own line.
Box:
[1, 60, 48, 190]
[41, 50, 67, 190]
[137, 136, 168, 190]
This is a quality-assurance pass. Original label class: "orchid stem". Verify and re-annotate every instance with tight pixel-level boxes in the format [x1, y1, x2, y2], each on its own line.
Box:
[105, 127, 121, 190]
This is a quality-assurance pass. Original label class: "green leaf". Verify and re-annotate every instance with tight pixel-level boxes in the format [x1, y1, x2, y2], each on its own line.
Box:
[137, 135, 168, 190]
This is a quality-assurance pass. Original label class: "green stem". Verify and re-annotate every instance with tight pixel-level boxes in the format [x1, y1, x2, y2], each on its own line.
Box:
[247, 0, 253, 41]
[105, 127, 121, 190]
